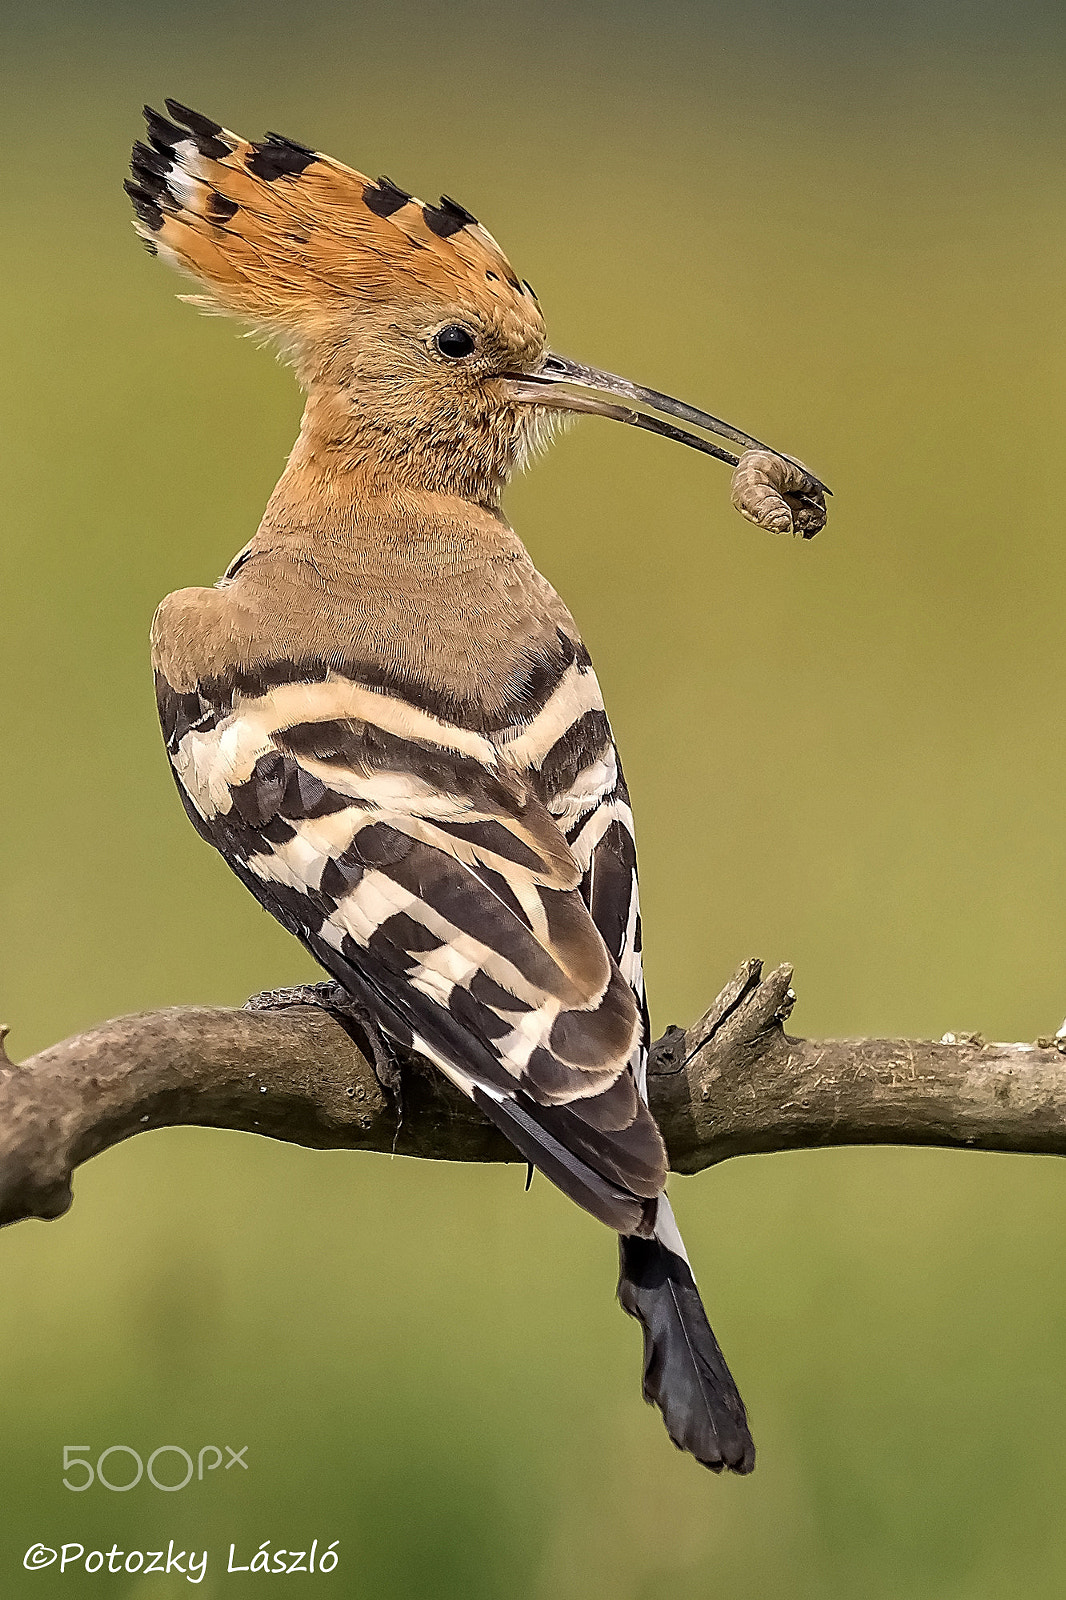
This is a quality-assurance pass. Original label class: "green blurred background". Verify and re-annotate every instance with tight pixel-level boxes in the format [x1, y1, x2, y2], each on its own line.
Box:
[2, 0, 1065, 1593]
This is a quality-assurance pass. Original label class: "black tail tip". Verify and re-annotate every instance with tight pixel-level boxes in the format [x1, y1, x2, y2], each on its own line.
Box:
[618, 1234, 755, 1475]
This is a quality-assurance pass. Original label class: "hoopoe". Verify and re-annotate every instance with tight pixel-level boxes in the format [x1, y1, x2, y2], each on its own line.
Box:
[126, 100, 827, 1473]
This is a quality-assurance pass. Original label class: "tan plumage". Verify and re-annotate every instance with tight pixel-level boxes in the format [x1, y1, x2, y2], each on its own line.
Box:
[152, 498, 575, 709]
[129, 99, 831, 1475]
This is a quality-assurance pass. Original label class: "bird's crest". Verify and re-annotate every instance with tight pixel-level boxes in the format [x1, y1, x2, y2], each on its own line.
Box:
[126, 101, 544, 361]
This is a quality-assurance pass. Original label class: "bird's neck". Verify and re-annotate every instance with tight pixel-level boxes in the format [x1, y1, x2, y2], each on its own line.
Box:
[259, 387, 513, 539]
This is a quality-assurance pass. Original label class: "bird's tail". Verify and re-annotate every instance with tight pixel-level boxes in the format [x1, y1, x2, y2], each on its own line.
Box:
[618, 1194, 755, 1473]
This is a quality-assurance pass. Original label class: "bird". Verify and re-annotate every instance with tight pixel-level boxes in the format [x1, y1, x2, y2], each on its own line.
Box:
[126, 99, 827, 1473]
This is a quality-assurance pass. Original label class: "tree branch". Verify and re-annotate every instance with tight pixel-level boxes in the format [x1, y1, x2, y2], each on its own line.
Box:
[3, 960, 1066, 1229]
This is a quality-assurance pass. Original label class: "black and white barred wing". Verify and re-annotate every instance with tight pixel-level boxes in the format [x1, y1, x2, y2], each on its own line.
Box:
[158, 672, 667, 1231]
[506, 681, 648, 1080]
[559, 762, 646, 1056]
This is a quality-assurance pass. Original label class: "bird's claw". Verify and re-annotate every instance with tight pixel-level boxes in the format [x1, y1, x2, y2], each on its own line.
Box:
[244, 981, 402, 1096]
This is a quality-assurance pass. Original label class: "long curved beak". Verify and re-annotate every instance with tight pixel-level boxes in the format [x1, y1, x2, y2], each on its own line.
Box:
[504, 352, 831, 499]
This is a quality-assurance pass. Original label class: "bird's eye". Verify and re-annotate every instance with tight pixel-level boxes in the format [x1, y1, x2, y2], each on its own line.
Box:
[434, 325, 476, 360]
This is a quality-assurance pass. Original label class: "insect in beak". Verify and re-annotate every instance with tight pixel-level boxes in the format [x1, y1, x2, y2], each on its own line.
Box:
[503, 352, 831, 531]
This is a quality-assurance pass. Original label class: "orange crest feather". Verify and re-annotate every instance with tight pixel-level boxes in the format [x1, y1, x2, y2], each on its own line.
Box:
[126, 101, 544, 358]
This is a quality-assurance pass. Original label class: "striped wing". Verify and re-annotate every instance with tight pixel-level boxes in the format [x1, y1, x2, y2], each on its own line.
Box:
[519, 678, 649, 1091]
[553, 736, 648, 1083]
[158, 667, 667, 1230]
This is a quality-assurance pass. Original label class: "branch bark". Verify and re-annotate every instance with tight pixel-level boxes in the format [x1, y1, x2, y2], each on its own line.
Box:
[3, 960, 1066, 1230]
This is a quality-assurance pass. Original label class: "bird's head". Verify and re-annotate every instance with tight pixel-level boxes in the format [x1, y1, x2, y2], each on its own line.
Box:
[127, 102, 827, 522]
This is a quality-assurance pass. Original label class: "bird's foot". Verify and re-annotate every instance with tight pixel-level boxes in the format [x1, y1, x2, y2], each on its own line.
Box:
[244, 982, 403, 1098]
[244, 981, 340, 1013]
